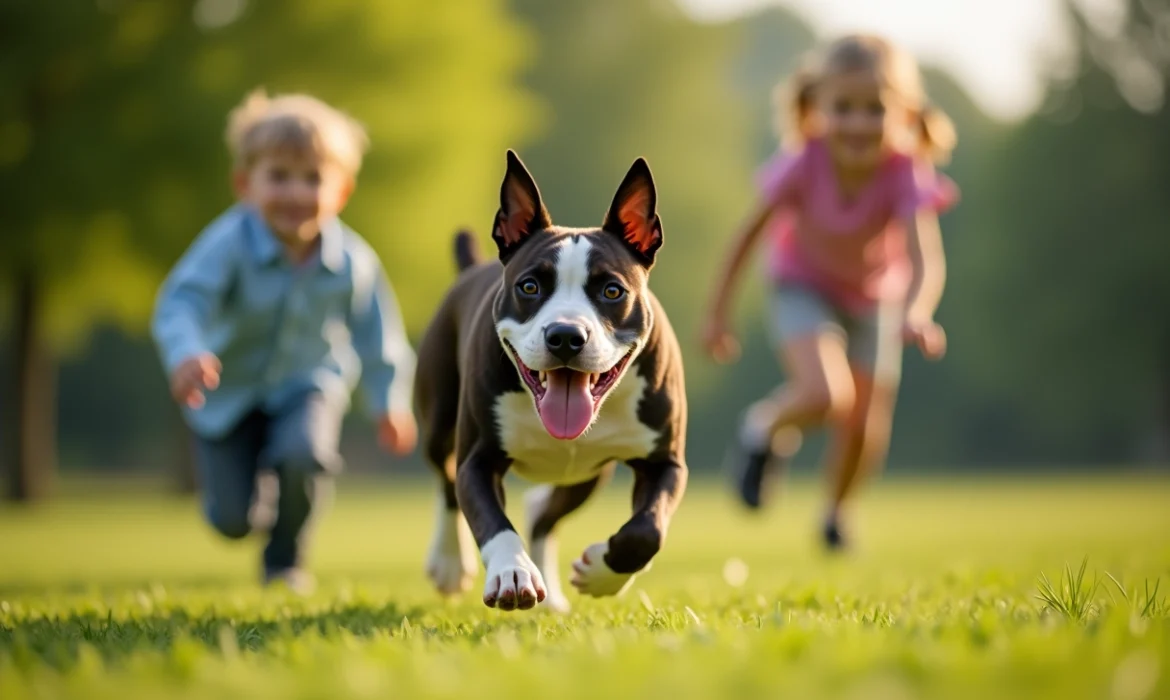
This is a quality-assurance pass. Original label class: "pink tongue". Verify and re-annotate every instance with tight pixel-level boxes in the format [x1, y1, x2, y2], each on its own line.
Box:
[538, 369, 594, 440]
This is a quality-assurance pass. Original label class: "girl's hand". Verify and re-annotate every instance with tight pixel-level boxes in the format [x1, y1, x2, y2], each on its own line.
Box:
[702, 317, 741, 364]
[902, 315, 947, 361]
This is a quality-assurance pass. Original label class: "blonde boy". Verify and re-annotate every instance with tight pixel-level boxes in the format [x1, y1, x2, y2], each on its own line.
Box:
[152, 90, 417, 592]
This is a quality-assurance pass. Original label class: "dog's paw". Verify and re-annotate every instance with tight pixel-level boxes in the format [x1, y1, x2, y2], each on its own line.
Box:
[425, 506, 478, 596]
[481, 531, 547, 611]
[425, 547, 477, 597]
[530, 535, 572, 614]
[540, 583, 572, 613]
[525, 487, 572, 614]
[484, 562, 547, 611]
[570, 542, 638, 598]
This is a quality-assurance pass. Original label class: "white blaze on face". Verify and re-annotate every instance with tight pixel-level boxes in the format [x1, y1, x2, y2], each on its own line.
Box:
[496, 236, 628, 373]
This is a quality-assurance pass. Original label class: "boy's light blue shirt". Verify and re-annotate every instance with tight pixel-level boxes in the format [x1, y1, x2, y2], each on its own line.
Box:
[151, 204, 416, 439]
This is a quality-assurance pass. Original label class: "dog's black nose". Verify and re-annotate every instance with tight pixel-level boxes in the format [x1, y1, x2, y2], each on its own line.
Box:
[544, 323, 589, 362]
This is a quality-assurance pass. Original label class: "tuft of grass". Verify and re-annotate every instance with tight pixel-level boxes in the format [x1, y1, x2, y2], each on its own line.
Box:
[1105, 572, 1168, 619]
[1034, 558, 1101, 622]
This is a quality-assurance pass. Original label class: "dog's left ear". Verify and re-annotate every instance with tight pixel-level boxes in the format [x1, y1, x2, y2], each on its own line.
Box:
[602, 158, 663, 267]
[492, 150, 553, 263]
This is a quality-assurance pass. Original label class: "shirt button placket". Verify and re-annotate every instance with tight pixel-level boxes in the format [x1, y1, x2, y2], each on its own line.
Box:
[265, 272, 301, 387]
[284, 273, 311, 375]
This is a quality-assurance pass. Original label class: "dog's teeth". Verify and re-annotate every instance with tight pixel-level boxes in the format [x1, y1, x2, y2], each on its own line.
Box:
[539, 372, 547, 388]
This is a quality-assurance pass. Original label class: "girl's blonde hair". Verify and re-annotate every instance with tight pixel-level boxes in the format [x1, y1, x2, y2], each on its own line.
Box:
[225, 89, 369, 175]
[774, 34, 957, 164]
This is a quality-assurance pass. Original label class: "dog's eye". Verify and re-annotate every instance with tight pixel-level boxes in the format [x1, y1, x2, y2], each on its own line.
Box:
[602, 283, 625, 301]
[517, 278, 540, 297]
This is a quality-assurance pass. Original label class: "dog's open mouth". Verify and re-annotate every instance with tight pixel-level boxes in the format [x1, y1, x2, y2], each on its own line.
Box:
[503, 342, 635, 441]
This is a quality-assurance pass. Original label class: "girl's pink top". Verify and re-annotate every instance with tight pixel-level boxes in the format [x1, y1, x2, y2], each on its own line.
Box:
[756, 138, 959, 314]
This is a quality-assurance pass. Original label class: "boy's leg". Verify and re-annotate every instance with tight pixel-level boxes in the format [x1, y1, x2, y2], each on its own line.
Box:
[259, 391, 346, 579]
[729, 284, 855, 509]
[821, 301, 904, 549]
[193, 411, 267, 539]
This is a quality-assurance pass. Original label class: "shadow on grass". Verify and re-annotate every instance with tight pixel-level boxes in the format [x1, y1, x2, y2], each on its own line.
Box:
[1, 599, 431, 670]
[0, 576, 256, 598]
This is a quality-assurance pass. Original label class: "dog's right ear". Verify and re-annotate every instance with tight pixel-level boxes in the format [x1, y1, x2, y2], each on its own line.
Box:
[492, 150, 552, 262]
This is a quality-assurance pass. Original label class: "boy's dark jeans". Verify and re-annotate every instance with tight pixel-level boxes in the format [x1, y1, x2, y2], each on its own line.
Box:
[193, 391, 345, 574]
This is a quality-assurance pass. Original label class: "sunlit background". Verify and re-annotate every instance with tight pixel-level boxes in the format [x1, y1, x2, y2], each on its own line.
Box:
[2, 0, 1168, 502]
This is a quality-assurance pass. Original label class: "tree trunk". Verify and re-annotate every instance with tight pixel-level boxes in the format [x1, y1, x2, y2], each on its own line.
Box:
[1159, 342, 1170, 465]
[4, 265, 56, 502]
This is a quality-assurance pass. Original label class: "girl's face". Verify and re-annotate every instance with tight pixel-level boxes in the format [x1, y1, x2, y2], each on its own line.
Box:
[815, 68, 910, 172]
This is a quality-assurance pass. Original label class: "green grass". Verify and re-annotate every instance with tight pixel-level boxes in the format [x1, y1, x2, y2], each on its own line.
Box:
[2, 473, 1169, 699]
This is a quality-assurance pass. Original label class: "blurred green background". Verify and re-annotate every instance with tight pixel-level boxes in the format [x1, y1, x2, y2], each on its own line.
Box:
[2, 0, 1168, 501]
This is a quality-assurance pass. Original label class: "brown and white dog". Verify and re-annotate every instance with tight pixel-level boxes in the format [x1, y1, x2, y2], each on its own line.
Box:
[413, 151, 688, 612]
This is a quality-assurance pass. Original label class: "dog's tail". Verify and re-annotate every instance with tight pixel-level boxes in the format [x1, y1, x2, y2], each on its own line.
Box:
[453, 229, 482, 272]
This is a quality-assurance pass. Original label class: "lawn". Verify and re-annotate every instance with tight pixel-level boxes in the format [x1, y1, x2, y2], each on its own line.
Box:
[1, 473, 1168, 699]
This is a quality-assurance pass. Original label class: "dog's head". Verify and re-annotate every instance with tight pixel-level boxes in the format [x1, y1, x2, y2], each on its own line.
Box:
[491, 150, 663, 441]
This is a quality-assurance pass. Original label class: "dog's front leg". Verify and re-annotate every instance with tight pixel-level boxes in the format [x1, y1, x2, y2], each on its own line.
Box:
[456, 447, 547, 611]
[570, 457, 687, 597]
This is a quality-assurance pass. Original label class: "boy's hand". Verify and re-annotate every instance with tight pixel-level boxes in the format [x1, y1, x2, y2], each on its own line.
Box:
[377, 411, 418, 456]
[170, 353, 221, 409]
[702, 316, 741, 364]
[902, 315, 947, 361]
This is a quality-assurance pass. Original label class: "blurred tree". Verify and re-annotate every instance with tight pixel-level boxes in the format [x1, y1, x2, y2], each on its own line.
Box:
[950, 0, 1170, 464]
[17, 0, 1167, 477]
[0, 0, 536, 499]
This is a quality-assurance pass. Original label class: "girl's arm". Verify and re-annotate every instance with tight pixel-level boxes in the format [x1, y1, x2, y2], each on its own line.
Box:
[704, 149, 804, 360]
[902, 210, 949, 360]
[706, 197, 776, 325]
[904, 210, 947, 323]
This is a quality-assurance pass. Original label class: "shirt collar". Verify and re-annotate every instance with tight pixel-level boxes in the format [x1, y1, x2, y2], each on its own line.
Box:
[243, 205, 346, 274]
[242, 205, 283, 266]
[317, 217, 346, 274]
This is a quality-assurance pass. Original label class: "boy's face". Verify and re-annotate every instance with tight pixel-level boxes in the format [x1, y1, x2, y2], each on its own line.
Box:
[234, 150, 354, 246]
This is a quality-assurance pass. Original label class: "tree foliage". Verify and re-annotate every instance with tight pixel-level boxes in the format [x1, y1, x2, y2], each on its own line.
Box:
[5, 0, 1168, 476]
[0, 0, 537, 348]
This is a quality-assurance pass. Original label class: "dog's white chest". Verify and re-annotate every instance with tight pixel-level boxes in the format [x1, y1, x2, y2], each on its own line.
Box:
[494, 374, 660, 486]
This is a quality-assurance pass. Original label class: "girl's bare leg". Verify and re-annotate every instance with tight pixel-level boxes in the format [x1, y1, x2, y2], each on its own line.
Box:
[731, 330, 855, 509]
[819, 366, 899, 549]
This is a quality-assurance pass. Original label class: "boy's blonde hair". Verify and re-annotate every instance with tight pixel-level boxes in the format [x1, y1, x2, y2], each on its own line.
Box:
[225, 89, 369, 175]
[774, 34, 957, 164]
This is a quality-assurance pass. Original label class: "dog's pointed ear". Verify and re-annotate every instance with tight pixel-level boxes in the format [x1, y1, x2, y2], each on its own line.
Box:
[492, 150, 553, 262]
[602, 158, 663, 267]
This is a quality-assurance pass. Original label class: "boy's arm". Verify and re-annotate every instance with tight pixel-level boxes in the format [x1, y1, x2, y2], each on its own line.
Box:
[349, 256, 417, 419]
[151, 226, 236, 374]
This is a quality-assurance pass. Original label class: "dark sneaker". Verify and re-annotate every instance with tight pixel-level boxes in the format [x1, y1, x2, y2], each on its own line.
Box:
[822, 518, 849, 552]
[726, 435, 786, 511]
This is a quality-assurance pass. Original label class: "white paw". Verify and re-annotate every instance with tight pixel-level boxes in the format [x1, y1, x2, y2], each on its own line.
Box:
[530, 535, 571, 613]
[525, 486, 571, 614]
[481, 531, 547, 611]
[541, 587, 572, 613]
[425, 500, 478, 596]
[570, 542, 639, 598]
